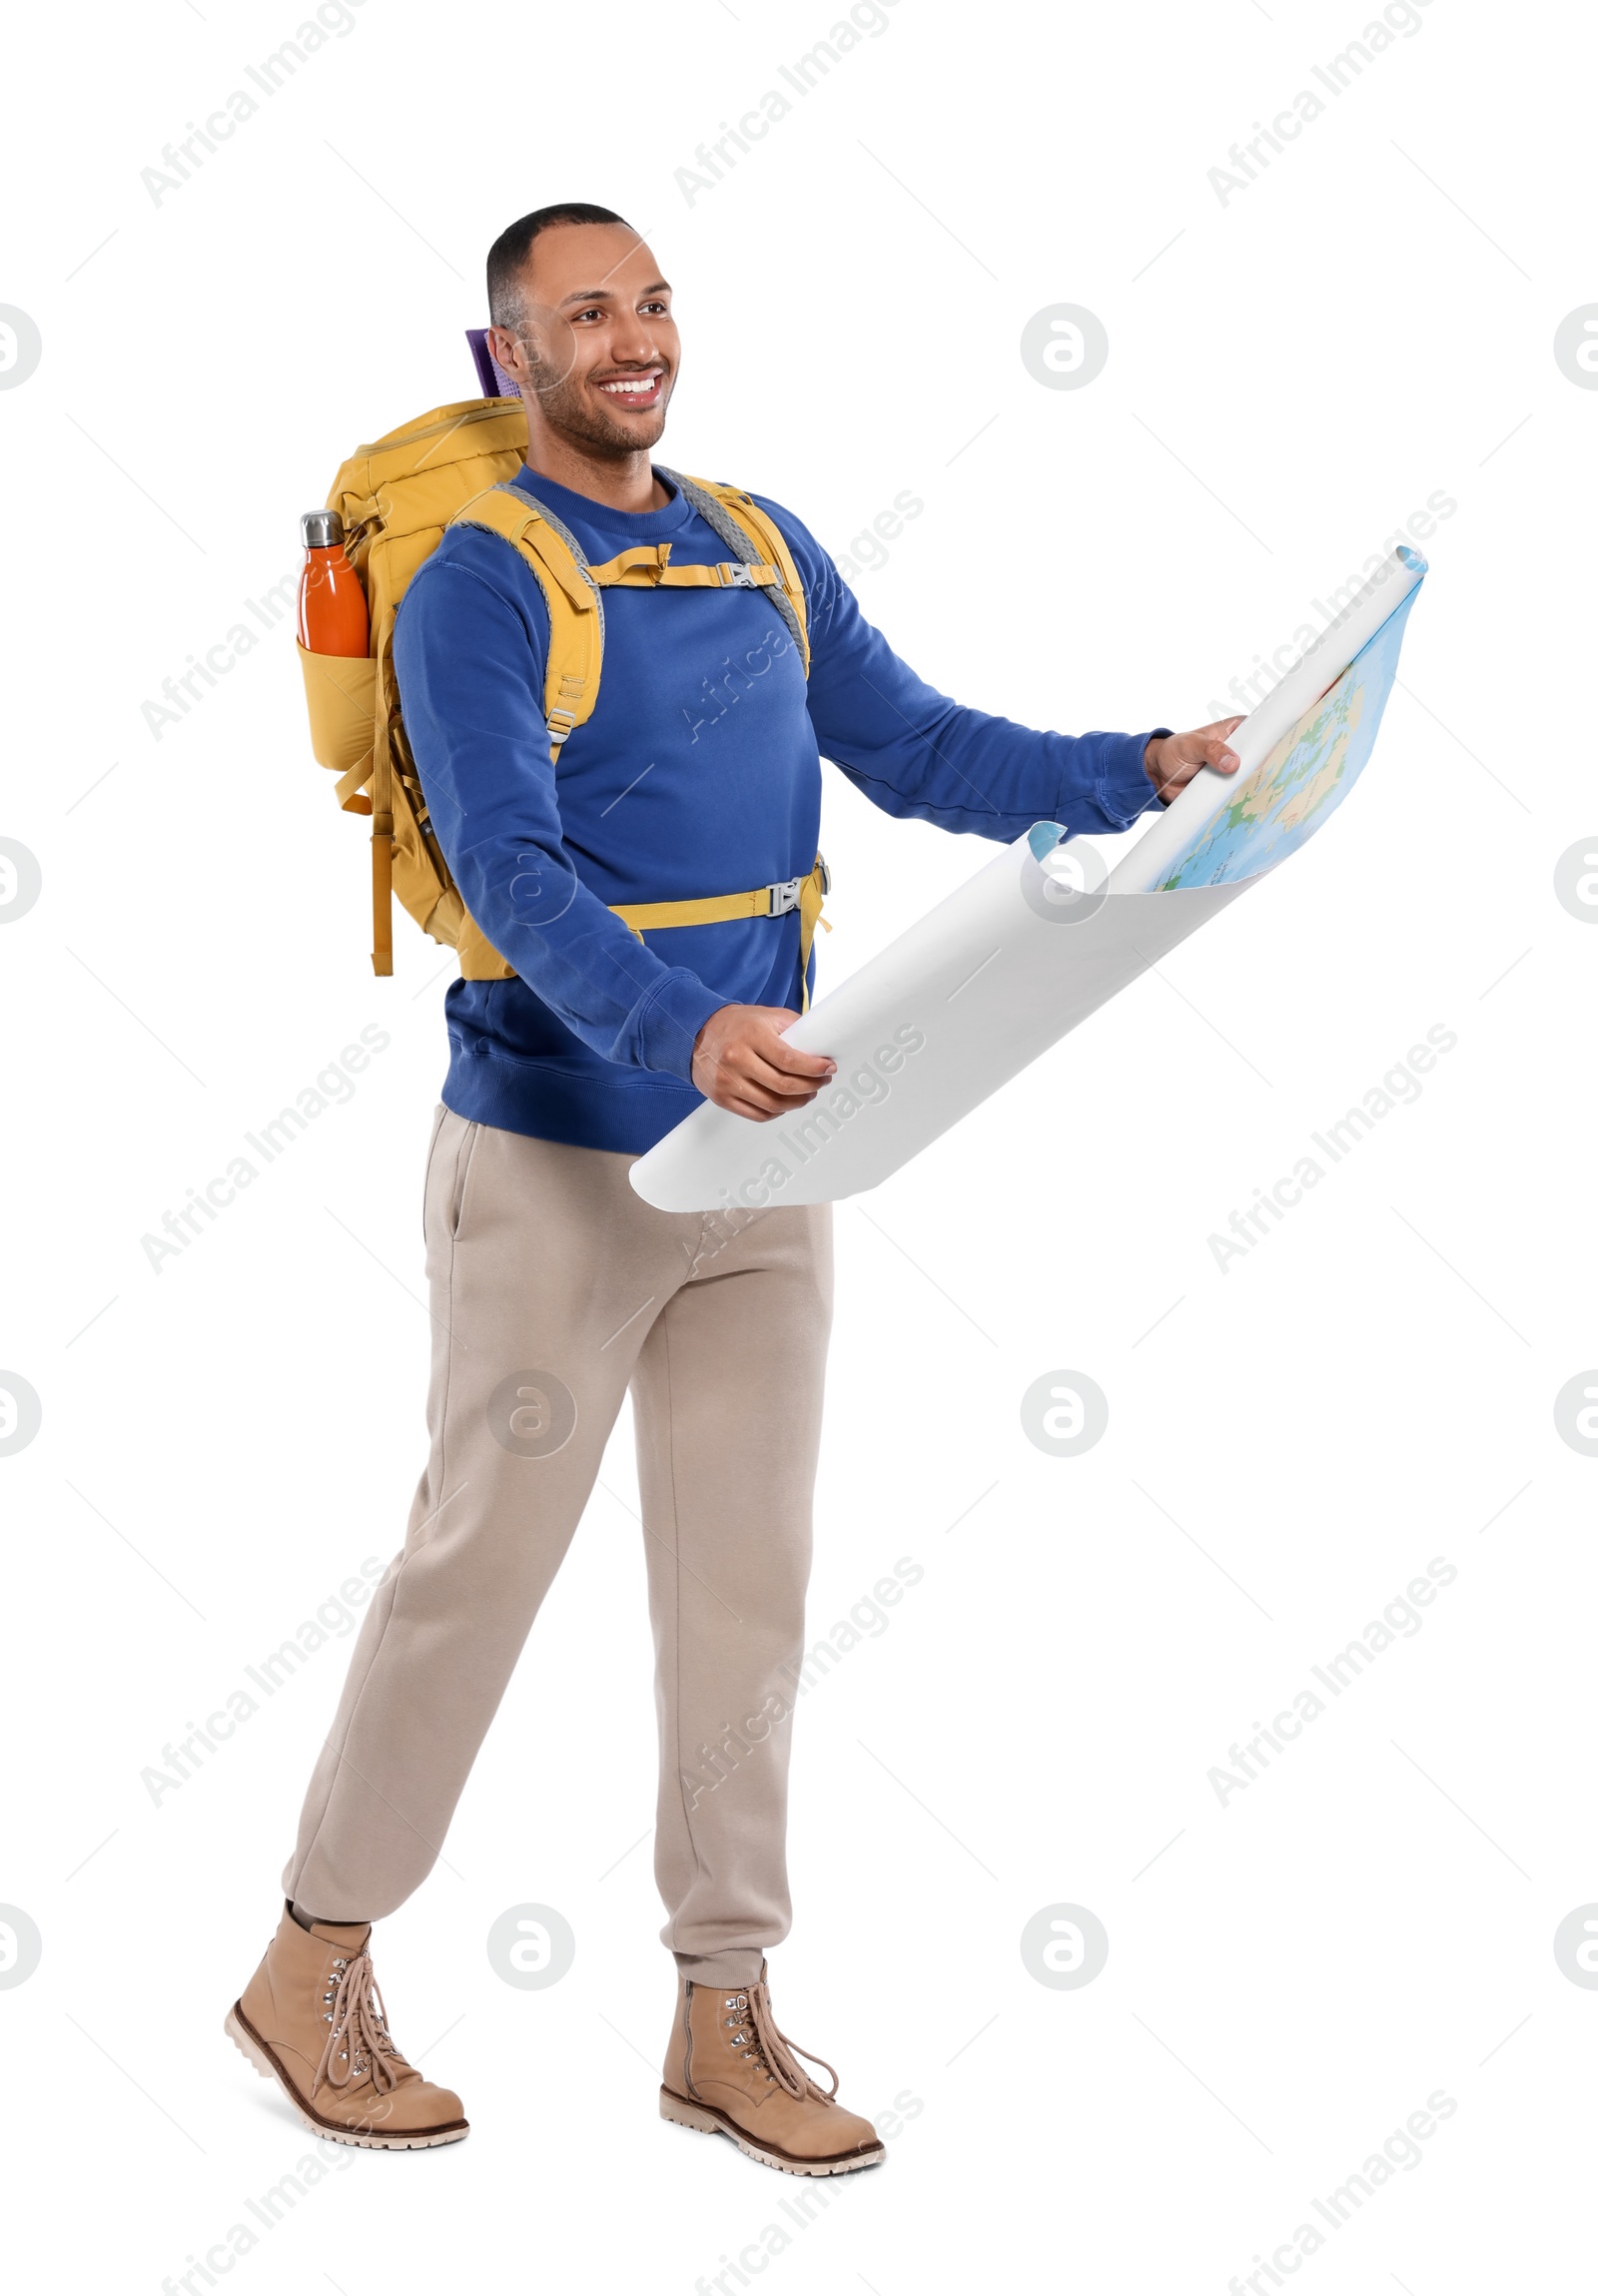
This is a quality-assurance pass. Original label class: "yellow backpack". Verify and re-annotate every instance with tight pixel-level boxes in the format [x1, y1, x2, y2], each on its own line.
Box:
[298, 396, 827, 990]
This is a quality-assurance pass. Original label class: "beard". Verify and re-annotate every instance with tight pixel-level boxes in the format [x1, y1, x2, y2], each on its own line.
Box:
[517, 334, 672, 456]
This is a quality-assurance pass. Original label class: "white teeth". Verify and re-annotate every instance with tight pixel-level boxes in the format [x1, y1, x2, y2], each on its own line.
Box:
[600, 376, 659, 393]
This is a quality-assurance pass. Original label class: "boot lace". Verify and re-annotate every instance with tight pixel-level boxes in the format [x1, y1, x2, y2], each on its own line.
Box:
[720, 1978, 840, 2104]
[313, 1949, 406, 2097]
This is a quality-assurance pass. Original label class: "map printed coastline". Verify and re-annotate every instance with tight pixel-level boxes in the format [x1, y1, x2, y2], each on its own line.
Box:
[1151, 587, 1418, 890]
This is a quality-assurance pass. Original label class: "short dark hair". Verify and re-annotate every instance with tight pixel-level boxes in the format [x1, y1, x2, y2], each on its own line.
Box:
[486, 203, 634, 329]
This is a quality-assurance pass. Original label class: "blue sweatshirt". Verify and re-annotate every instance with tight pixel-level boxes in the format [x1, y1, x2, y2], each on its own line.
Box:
[393, 463, 1165, 1153]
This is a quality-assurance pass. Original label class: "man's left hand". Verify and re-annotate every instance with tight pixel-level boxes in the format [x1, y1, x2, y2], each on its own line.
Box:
[1144, 716, 1244, 806]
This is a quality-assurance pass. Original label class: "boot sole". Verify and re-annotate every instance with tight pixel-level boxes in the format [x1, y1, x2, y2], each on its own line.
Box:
[225, 2003, 469, 2150]
[659, 2085, 885, 2176]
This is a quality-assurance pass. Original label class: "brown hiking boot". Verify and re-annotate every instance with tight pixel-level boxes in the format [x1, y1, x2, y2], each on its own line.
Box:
[660, 1962, 884, 2176]
[225, 1906, 467, 2149]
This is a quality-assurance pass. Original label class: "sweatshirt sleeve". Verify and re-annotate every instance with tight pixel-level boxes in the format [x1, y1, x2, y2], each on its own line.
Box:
[393, 557, 725, 1081]
[758, 497, 1171, 841]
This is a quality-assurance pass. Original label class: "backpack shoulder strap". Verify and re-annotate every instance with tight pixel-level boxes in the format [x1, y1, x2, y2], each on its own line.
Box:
[659, 470, 810, 673]
[449, 482, 605, 762]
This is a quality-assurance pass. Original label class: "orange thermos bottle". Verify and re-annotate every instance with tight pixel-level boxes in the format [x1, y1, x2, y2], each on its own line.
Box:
[297, 509, 369, 655]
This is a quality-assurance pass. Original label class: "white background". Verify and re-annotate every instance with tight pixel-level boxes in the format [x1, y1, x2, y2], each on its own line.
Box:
[1, 0, 1593, 2288]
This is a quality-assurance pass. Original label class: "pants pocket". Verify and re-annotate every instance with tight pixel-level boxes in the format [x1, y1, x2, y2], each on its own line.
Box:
[421, 1104, 447, 1242]
[445, 1119, 480, 1242]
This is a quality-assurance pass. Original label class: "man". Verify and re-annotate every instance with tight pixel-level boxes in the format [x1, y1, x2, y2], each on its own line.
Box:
[228, 202, 1240, 2169]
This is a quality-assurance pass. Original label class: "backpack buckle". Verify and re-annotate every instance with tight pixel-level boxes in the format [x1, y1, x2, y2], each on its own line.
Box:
[766, 876, 802, 917]
[719, 563, 758, 588]
[546, 706, 577, 745]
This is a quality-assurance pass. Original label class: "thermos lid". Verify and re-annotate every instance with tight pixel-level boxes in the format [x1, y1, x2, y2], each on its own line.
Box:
[300, 508, 345, 548]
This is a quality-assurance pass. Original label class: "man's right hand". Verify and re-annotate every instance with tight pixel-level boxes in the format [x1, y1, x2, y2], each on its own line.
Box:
[691, 1004, 836, 1122]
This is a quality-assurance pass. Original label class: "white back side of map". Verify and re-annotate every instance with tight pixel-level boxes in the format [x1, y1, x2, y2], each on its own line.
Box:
[630, 549, 1424, 1212]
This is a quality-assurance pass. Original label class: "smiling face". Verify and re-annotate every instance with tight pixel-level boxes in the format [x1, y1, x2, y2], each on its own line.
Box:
[486, 222, 679, 460]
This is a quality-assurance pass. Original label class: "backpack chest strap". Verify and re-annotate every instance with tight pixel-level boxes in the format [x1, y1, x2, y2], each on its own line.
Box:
[585, 544, 779, 590]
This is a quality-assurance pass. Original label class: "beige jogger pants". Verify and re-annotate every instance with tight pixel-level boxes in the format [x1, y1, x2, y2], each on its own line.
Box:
[284, 1106, 833, 1986]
